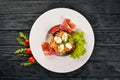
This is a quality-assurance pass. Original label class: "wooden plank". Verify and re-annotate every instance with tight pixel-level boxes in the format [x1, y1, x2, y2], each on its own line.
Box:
[0, 31, 29, 46]
[0, 14, 39, 30]
[0, 53, 27, 61]
[0, 31, 120, 46]
[90, 46, 120, 62]
[0, 0, 120, 13]
[0, 13, 120, 30]
[84, 13, 120, 29]
[0, 0, 108, 2]
[0, 77, 120, 80]
[0, 61, 120, 77]
[0, 0, 119, 79]
[95, 31, 120, 45]
[0, 46, 120, 61]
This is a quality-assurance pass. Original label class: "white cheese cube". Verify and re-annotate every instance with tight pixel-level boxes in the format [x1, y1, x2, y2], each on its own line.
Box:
[65, 43, 72, 49]
[62, 33, 68, 41]
[58, 44, 64, 52]
[54, 36, 62, 43]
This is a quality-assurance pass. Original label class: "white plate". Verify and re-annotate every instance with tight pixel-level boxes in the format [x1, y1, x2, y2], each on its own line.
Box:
[30, 8, 95, 73]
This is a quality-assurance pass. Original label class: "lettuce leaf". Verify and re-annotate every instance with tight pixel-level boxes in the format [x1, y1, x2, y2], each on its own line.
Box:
[70, 32, 86, 59]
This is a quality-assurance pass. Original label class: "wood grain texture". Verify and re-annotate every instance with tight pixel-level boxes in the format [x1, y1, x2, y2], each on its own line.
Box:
[0, 46, 120, 62]
[0, 0, 120, 14]
[0, 14, 120, 30]
[0, 61, 120, 78]
[0, 0, 120, 79]
[0, 31, 120, 46]
[0, 77, 120, 80]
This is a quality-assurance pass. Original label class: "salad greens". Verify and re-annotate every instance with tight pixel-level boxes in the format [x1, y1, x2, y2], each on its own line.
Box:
[70, 32, 86, 59]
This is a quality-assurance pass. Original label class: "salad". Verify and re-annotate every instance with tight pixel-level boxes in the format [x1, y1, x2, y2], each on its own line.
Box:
[41, 18, 86, 59]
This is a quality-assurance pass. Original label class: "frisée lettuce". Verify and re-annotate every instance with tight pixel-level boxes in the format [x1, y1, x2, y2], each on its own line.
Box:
[70, 32, 86, 59]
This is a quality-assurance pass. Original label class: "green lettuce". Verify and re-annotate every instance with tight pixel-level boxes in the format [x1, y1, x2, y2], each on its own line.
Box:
[70, 32, 86, 59]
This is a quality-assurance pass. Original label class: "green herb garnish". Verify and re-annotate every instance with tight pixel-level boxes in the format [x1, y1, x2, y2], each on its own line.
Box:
[16, 32, 28, 46]
[14, 48, 26, 54]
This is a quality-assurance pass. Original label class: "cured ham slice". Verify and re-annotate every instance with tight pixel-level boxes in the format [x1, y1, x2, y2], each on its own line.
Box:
[41, 42, 52, 56]
[41, 42, 58, 56]
[49, 18, 76, 34]
[41, 18, 76, 56]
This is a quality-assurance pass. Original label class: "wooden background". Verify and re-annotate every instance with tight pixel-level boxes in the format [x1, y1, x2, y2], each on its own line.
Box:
[0, 0, 120, 80]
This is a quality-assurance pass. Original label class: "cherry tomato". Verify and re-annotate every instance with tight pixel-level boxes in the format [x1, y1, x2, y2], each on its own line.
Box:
[26, 48, 32, 55]
[29, 56, 35, 63]
[24, 39, 29, 46]
[41, 42, 50, 51]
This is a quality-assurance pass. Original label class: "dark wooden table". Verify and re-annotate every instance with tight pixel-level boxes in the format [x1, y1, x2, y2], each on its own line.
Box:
[0, 0, 120, 80]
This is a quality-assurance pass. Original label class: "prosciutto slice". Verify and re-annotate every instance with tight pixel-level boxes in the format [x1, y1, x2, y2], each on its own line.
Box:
[41, 42, 52, 56]
[60, 18, 76, 32]
[41, 18, 76, 56]
[41, 42, 59, 56]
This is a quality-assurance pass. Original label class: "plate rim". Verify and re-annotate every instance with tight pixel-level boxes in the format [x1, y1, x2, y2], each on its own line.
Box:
[30, 8, 95, 73]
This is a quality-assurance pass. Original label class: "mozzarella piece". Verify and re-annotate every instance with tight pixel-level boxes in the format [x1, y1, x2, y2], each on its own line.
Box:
[62, 32, 68, 41]
[58, 44, 64, 52]
[54, 36, 62, 43]
[65, 43, 72, 49]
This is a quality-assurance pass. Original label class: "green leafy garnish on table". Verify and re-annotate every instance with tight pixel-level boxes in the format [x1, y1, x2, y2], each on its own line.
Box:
[19, 32, 28, 39]
[70, 32, 86, 59]
[16, 32, 28, 46]
[14, 32, 36, 67]
[15, 48, 26, 54]
[20, 61, 36, 67]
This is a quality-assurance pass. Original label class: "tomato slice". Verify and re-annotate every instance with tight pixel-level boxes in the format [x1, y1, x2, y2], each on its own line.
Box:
[49, 25, 60, 34]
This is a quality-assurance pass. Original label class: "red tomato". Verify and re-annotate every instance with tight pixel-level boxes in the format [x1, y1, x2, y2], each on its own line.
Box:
[26, 48, 32, 55]
[24, 39, 29, 46]
[49, 25, 60, 34]
[29, 56, 35, 63]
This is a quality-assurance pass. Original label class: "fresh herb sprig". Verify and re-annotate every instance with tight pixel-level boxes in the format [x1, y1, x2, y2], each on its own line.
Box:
[16, 32, 28, 46]
[14, 32, 36, 67]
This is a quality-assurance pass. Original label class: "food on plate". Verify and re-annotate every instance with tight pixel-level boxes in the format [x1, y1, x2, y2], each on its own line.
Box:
[70, 32, 86, 59]
[41, 18, 86, 59]
[50, 31, 75, 56]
